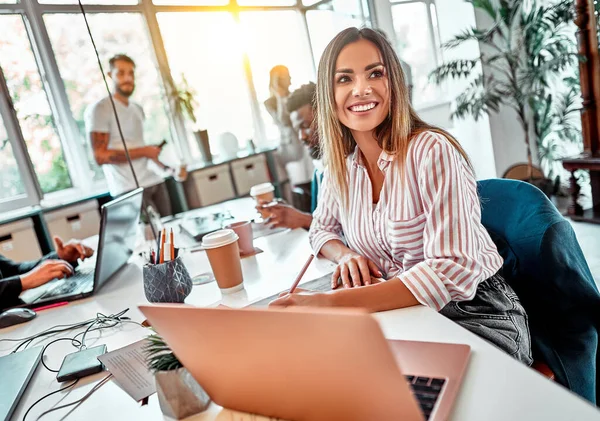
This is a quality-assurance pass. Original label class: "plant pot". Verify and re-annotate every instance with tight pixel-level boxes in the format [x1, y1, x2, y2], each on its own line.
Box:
[155, 367, 211, 419]
[193, 130, 212, 163]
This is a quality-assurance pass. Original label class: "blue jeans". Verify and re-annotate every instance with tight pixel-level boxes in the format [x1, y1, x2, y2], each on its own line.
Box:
[440, 272, 533, 366]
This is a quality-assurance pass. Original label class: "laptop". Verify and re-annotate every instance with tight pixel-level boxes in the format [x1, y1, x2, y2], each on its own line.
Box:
[0, 346, 42, 421]
[139, 305, 470, 421]
[19, 188, 143, 307]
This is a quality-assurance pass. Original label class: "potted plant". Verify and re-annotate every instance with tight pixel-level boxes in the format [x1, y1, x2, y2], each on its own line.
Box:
[167, 74, 212, 163]
[145, 333, 211, 419]
[429, 0, 580, 196]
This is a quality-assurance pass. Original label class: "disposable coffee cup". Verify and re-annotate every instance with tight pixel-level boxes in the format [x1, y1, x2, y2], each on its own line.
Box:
[225, 221, 254, 255]
[250, 183, 275, 205]
[201, 229, 244, 294]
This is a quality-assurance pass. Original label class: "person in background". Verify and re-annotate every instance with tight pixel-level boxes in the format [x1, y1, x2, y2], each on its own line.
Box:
[264, 65, 307, 202]
[86, 54, 172, 217]
[272, 27, 532, 366]
[262, 82, 321, 230]
[0, 236, 93, 310]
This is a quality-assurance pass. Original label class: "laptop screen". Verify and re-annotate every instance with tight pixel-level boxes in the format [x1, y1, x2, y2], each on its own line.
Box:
[95, 189, 143, 290]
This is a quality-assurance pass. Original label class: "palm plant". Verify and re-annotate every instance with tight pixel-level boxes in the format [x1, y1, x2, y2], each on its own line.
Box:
[144, 333, 183, 373]
[429, 0, 580, 180]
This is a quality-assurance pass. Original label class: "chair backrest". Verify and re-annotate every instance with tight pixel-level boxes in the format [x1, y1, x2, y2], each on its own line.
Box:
[478, 178, 600, 404]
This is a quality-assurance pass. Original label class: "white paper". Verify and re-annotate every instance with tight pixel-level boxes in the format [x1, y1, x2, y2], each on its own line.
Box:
[97, 339, 156, 402]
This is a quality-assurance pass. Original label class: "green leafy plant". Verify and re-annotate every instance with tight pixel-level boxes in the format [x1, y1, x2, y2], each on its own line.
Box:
[167, 74, 199, 126]
[430, 0, 580, 181]
[144, 333, 183, 373]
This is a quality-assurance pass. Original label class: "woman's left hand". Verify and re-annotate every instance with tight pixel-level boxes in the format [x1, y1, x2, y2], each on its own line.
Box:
[269, 288, 332, 308]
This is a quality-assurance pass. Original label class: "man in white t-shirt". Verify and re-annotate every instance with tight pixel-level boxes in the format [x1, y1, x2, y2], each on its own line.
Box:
[85, 54, 172, 216]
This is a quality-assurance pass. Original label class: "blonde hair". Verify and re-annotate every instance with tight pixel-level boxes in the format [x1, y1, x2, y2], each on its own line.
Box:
[316, 27, 473, 206]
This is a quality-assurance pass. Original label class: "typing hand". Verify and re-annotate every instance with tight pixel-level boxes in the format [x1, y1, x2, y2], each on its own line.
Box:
[20, 260, 74, 291]
[269, 288, 331, 308]
[333, 253, 383, 289]
[54, 236, 94, 263]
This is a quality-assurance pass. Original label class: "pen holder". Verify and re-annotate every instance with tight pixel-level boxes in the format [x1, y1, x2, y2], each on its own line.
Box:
[143, 256, 193, 303]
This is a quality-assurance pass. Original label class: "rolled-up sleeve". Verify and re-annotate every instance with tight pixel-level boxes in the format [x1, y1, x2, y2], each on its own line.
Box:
[308, 172, 345, 256]
[397, 134, 502, 310]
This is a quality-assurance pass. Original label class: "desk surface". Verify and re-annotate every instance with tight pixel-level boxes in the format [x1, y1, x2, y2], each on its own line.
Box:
[2, 200, 600, 421]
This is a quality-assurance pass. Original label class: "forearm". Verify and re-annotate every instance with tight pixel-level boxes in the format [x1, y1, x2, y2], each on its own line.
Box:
[327, 278, 420, 312]
[318, 239, 353, 263]
[300, 213, 313, 230]
[95, 146, 148, 165]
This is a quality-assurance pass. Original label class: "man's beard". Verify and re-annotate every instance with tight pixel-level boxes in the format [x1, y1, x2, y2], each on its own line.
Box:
[116, 84, 134, 97]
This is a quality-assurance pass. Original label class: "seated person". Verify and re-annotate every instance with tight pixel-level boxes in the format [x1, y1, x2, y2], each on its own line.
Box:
[272, 28, 532, 366]
[261, 82, 322, 230]
[0, 236, 93, 310]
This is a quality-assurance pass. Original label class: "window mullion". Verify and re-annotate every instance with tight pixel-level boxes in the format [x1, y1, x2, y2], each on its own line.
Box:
[21, 0, 92, 193]
[0, 66, 43, 206]
[140, 0, 192, 164]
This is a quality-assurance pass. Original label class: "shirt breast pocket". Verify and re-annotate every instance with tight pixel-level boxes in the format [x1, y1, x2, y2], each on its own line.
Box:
[385, 212, 427, 262]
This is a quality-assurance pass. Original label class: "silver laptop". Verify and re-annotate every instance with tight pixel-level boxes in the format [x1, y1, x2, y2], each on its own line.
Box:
[19, 188, 143, 307]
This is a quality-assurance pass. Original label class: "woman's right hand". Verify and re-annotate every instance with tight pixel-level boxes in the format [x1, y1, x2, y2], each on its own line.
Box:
[332, 252, 383, 289]
[20, 260, 74, 291]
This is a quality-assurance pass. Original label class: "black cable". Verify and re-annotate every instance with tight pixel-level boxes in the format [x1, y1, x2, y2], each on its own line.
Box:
[22, 379, 79, 421]
[35, 374, 113, 420]
[40, 338, 83, 372]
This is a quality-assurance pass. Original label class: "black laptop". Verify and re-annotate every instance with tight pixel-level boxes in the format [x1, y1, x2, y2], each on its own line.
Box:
[18, 188, 143, 307]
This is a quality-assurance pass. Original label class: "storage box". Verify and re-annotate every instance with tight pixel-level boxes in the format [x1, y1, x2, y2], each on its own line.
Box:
[184, 164, 236, 208]
[0, 218, 43, 261]
[44, 200, 101, 242]
[231, 154, 271, 196]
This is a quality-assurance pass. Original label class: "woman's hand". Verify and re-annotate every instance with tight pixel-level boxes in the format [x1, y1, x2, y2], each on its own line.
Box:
[55, 236, 94, 263]
[20, 260, 74, 290]
[333, 252, 383, 289]
[269, 288, 332, 308]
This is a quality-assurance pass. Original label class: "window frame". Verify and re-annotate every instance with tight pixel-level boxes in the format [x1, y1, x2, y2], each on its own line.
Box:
[0, 0, 372, 214]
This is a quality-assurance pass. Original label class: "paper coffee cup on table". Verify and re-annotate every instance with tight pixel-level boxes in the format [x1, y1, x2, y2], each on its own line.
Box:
[201, 229, 244, 294]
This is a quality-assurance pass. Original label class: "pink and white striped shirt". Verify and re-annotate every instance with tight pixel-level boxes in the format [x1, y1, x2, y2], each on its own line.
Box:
[309, 131, 503, 311]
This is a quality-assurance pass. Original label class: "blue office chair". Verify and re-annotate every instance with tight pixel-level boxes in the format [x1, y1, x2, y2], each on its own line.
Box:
[478, 178, 600, 405]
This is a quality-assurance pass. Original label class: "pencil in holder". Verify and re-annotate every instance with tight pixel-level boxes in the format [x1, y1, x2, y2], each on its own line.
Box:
[143, 256, 192, 303]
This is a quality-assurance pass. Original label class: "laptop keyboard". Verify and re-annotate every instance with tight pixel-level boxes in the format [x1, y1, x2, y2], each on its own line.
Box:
[405, 375, 446, 420]
[39, 267, 95, 299]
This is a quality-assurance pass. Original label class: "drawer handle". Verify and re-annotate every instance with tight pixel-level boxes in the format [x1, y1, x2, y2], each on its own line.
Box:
[66, 215, 81, 222]
[0, 234, 13, 242]
[209, 174, 218, 181]
[245, 164, 255, 170]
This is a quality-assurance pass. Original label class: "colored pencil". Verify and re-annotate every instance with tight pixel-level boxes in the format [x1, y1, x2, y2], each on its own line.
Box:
[160, 228, 166, 263]
[170, 229, 175, 261]
[32, 301, 69, 312]
[288, 254, 314, 294]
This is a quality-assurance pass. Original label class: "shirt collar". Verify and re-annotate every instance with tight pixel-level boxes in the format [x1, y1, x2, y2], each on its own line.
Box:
[351, 146, 396, 170]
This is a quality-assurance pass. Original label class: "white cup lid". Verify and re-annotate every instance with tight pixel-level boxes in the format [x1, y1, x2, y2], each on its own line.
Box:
[202, 229, 239, 249]
[250, 183, 274, 196]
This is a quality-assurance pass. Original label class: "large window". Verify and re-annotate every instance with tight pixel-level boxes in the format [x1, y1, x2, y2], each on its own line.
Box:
[390, 0, 443, 107]
[45, 12, 175, 172]
[307, 1, 366, 65]
[240, 11, 315, 145]
[0, 116, 25, 201]
[158, 12, 255, 156]
[0, 15, 72, 195]
[0, 0, 371, 214]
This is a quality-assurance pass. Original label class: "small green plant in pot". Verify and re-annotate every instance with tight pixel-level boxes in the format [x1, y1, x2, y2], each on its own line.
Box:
[145, 333, 211, 419]
[167, 74, 212, 163]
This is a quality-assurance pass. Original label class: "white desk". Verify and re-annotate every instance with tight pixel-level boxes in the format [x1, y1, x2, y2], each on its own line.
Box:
[2, 201, 600, 420]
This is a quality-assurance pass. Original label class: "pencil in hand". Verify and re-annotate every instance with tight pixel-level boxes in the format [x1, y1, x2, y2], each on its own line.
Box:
[288, 254, 315, 294]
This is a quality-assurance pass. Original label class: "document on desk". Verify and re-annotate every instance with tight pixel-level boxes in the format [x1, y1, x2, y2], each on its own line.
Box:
[97, 339, 156, 402]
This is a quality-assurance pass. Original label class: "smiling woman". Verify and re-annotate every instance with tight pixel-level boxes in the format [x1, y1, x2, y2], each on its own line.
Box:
[271, 27, 533, 366]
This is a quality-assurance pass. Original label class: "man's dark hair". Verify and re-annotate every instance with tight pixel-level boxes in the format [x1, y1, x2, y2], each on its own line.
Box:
[287, 82, 316, 114]
[109, 54, 135, 71]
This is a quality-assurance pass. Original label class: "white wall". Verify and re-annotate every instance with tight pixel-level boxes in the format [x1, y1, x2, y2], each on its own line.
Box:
[371, 0, 498, 179]
[472, 8, 535, 177]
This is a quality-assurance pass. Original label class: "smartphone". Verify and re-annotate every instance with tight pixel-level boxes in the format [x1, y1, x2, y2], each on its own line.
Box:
[158, 139, 167, 148]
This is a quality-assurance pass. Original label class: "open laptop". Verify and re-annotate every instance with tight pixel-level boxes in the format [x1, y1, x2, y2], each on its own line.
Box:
[139, 305, 470, 421]
[19, 188, 143, 307]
